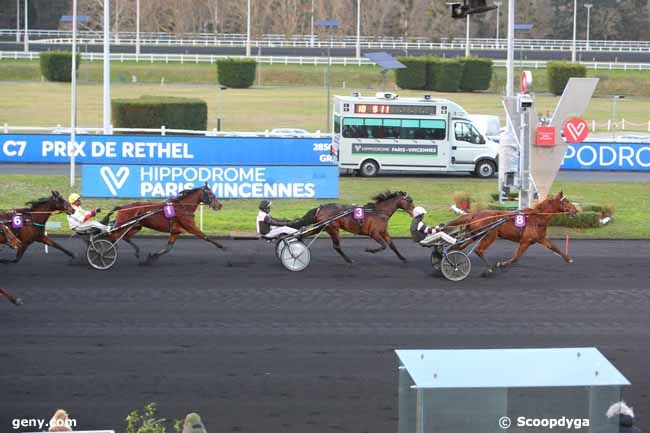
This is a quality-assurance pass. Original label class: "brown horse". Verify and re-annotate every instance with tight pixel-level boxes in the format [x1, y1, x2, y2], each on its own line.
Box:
[102, 184, 224, 264]
[298, 190, 414, 263]
[0, 288, 22, 306]
[0, 224, 22, 249]
[0, 191, 75, 264]
[447, 191, 578, 274]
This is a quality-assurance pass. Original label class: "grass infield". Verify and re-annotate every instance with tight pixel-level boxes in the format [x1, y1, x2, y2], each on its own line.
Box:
[1, 174, 648, 239]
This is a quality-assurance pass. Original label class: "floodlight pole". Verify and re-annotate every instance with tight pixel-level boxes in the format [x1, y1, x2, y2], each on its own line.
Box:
[465, 14, 470, 57]
[135, 0, 141, 56]
[70, 0, 78, 187]
[103, 0, 111, 134]
[571, 0, 577, 62]
[494, 1, 502, 48]
[245, 0, 251, 57]
[584, 3, 593, 51]
[16, 0, 20, 43]
[356, 0, 361, 58]
[326, 31, 331, 131]
[310, 0, 315, 47]
[23, 0, 28, 52]
[506, 0, 514, 97]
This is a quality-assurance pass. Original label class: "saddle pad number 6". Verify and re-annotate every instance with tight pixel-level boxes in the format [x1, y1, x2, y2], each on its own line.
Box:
[353, 207, 365, 221]
[12, 214, 23, 229]
[514, 213, 527, 228]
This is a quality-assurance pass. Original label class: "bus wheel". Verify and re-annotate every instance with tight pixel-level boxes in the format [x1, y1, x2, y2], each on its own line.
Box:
[475, 160, 496, 178]
[359, 159, 380, 177]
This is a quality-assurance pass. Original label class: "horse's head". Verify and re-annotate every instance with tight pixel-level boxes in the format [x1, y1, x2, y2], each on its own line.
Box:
[397, 192, 415, 215]
[201, 184, 223, 211]
[53, 191, 75, 215]
[556, 191, 578, 217]
[371, 190, 414, 215]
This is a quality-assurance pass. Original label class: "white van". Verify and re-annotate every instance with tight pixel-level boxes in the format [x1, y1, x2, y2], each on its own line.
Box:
[333, 93, 499, 178]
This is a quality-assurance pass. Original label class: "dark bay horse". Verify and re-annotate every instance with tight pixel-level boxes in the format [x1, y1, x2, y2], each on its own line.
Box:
[447, 191, 578, 274]
[102, 184, 224, 264]
[299, 191, 414, 263]
[0, 191, 75, 264]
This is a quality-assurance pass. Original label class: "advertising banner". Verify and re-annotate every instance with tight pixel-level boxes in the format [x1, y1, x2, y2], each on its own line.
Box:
[0, 134, 336, 165]
[562, 141, 650, 171]
[81, 165, 339, 199]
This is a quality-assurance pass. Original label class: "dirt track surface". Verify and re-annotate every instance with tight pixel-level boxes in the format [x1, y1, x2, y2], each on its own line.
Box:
[1, 238, 649, 433]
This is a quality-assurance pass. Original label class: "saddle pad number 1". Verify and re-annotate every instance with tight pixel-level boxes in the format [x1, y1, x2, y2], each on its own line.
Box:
[12, 214, 23, 229]
[353, 207, 365, 221]
[514, 213, 527, 228]
[163, 203, 175, 219]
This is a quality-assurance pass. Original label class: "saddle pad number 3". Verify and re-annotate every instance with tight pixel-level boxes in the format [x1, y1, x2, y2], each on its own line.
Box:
[514, 213, 527, 228]
[353, 207, 365, 221]
[12, 214, 23, 229]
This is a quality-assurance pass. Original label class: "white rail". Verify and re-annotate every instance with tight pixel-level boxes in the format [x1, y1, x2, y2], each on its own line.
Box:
[3, 51, 650, 70]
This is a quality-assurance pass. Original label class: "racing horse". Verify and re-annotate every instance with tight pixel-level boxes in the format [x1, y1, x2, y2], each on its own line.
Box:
[298, 191, 414, 263]
[0, 191, 75, 264]
[447, 191, 578, 274]
[101, 184, 224, 264]
[0, 288, 22, 306]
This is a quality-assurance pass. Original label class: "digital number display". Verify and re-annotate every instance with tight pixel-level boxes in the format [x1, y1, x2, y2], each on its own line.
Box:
[354, 104, 437, 115]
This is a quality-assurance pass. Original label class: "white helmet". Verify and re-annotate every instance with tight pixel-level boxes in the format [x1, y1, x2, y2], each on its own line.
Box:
[412, 206, 427, 217]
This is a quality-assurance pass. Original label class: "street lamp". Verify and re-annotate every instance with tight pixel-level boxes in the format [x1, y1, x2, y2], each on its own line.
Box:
[316, 19, 340, 132]
[23, 0, 28, 52]
[571, 0, 577, 62]
[15, 0, 20, 43]
[310, 0, 315, 47]
[611, 95, 624, 140]
[135, 0, 141, 56]
[70, 0, 79, 186]
[494, 1, 502, 48]
[103, 0, 111, 134]
[584, 3, 593, 51]
[245, 0, 251, 57]
[356, 0, 361, 58]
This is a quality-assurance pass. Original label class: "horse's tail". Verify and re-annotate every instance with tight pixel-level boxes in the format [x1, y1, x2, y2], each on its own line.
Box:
[286, 207, 320, 229]
[100, 206, 121, 225]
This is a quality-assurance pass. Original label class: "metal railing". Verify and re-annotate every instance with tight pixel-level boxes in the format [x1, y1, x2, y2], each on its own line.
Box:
[3, 51, 650, 70]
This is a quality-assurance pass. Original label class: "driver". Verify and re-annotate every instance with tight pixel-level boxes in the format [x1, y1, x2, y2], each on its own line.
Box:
[67, 193, 110, 232]
[411, 206, 457, 244]
[256, 200, 299, 239]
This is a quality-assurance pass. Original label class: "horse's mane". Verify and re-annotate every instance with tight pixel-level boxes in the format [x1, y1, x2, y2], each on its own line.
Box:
[175, 186, 203, 200]
[25, 197, 51, 209]
[371, 190, 407, 203]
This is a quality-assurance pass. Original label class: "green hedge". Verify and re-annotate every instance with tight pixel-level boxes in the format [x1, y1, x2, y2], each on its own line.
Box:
[39, 51, 81, 82]
[216, 58, 257, 88]
[459, 57, 493, 91]
[395, 56, 428, 90]
[111, 95, 207, 131]
[547, 61, 587, 95]
[431, 59, 463, 92]
[549, 211, 600, 228]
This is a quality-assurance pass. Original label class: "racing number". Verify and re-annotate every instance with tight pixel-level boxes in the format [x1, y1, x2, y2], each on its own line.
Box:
[514, 214, 526, 228]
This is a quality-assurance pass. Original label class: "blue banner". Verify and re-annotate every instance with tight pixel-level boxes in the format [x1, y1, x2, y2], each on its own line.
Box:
[81, 165, 339, 199]
[562, 141, 650, 171]
[0, 134, 336, 165]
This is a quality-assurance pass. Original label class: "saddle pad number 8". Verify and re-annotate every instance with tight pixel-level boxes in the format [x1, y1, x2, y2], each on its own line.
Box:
[353, 207, 365, 221]
[12, 214, 23, 229]
[514, 213, 527, 229]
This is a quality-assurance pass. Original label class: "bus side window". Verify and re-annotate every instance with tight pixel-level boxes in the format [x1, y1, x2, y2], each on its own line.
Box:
[418, 120, 446, 140]
[383, 118, 401, 139]
[400, 119, 419, 140]
[334, 115, 341, 133]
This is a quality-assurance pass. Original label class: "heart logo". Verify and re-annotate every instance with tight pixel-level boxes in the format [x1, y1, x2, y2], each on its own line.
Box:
[566, 123, 585, 140]
[100, 166, 130, 196]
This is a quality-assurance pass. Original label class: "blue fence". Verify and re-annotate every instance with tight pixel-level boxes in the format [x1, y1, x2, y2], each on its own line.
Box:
[81, 164, 339, 199]
[562, 141, 650, 171]
[0, 134, 336, 165]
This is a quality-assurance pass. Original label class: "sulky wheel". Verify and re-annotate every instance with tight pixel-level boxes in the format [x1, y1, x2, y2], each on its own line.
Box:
[275, 238, 296, 261]
[440, 250, 471, 282]
[280, 240, 311, 272]
[430, 248, 443, 276]
[86, 239, 118, 270]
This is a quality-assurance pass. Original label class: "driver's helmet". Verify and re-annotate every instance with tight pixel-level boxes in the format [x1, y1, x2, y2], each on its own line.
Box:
[259, 200, 272, 213]
[412, 206, 427, 218]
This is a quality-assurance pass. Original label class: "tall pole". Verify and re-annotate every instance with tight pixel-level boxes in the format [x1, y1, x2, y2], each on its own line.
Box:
[585, 3, 592, 51]
[571, 0, 577, 62]
[135, 0, 141, 56]
[114, 0, 119, 42]
[103, 0, 111, 134]
[245, 0, 251, 57]
[495, 2, 502, 48]
[356, 0, 361, 58]
[23, 0, 28, 52]
[311, 0, 315, 47]
[16, 0, 20, 43]
[326, 31, 331, 132]
[70, 0, 78, 187]
[506, 0, 514, 97]
[465, 14, 470, 57]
